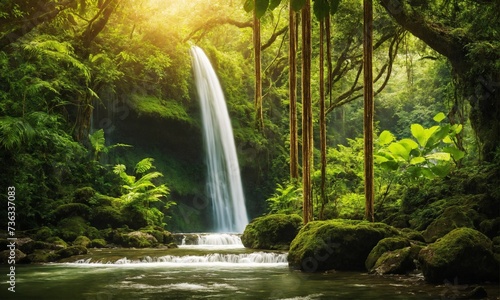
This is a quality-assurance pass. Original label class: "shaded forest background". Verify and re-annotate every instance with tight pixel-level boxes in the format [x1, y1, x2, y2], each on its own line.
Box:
[0, 0, 498, 233]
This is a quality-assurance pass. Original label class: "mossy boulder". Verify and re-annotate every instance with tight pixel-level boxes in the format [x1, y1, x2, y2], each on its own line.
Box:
[51, 203, 91, 221]
[365, 237, 411, 271]
[418, 227, 499, 284]
[57, 217, 89, 241]
[90, 206, 124, 229]
[26, 250, 59, 263]
[89, 239, 107, 248]
[46, 237, 68, 248]
[399, 228, 425, 242]
[19, 240, 62, 254]
[288, 219, 399, 272]
[114, 231, 158, 248]
[422, 206, 475, 243]
[56, 246, 88, 259]
[242, 214, 303, 250]
[0, 249, 26, 264]
[73, 187, 97, 205]
[72, 236, 91, 247]
[479, 217, 500, 238]
[34, 226, 54, 241]
[372, 245, 421, 275]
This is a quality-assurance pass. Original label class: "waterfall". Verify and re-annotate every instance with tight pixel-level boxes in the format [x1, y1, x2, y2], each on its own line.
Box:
[190, 46, 249, 233]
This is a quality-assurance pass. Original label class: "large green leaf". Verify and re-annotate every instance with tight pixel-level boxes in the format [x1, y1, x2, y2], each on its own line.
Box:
[433, 112, 446, 122]
[313, 0, 329, 20]
[89, 129, 105, 153]
[269, 0, 282, 10]
[410, 156, 426, 165]
[411, 123, 426, 148]
[443, 147, 465, 161]
[291, 0, 307, 11]
[255, 0, 269, 18]
[388, 142, 411, 161]
[378, 130, 394, 146]
[425, 152, 451, 161]
[399, 138, 419, 151]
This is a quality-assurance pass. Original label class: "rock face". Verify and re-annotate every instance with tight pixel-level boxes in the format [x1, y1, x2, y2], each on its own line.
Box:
[365, 237, 410, 271]
[288, 219, 399, 272]
[418, 227, 499, 284]
[371, 246, 421, 275]
[242, 214, 302, 250]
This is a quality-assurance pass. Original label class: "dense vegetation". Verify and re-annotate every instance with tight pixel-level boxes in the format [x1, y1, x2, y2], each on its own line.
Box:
[0, 0, 498, 267]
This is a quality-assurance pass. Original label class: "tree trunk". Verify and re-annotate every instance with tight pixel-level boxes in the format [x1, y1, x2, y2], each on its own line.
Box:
[319, 20, 328, 220]
[289, 7, 299, 181]
[379, 0, 500, 162]
[302, 0, 313, 224]
[253, 7, 264, 130]
[363, 0, 375, 222]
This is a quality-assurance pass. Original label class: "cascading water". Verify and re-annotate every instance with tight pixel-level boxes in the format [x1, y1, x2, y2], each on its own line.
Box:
[190, 46, 249, 233]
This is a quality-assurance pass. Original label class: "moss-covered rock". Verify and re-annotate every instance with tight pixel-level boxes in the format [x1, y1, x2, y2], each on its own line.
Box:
[399, 228, 425, 242]
[89, 239, 107, 248]
[288, 219, 399, 272]
[19, 240, 62, 254]
[56, 246, 88, 259]
[242, 214, 303, 250]
[51, 203, 91, 221]
[113, 231, 158, 248]
[26, 250, 59, 263]
[34, 226, 54, 241]
[418, 227, 499, 284]
[372, 245, 421, 275]
[0, 249, 26, 264]
[46, 237, 68, 248]
[72, 236, 91, 247]
[73, 187, 96, 205]
[422, 206, 475, 243]
[57, 217, 89, 241]
[90, 206, 124, 229]
[479, 217, 500, 238]
[365, 237, 411, 271]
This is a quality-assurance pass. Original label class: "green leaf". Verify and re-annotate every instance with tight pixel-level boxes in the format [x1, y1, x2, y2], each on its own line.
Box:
[135, 158, 155, 174]
[443, 147, 465, 161]
[431, 164, 452, 177]
[433, 112, 446, 122]
[291, 0, 307, 11]
[269, 0, 281, 10]
[425, 152, 451, 161]
[313, 0, 329, 20]
[411, 123, 426, 148]
[378, 130, 394, 146]
[244, 0, 254, 12]
[255, 0, 269, 18]
[399, 138, 419, 151]
[329, 0, 341, 15]
[89, 129, 105, 154]
[410, 156, 426, 165]
[388, 142, 411, 161]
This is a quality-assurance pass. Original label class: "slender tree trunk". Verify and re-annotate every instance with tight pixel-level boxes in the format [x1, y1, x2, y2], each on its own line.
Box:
[302, 0, 313, 224]
[253, 7, 264, 130]
[363, 0, 375, 222]
[289, 7, 299, 181]
[319, 20, 327, 220]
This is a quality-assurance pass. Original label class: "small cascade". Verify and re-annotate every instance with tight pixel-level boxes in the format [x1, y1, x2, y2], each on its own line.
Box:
[175, 233, 244, 249]
[70, 252, 288, 265]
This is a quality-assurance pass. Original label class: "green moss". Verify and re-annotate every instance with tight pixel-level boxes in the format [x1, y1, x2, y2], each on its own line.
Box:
[73, 187, 96, 205]
[52, 203, 91, 221]
[26, 250, 59, 263]
[131, 94, 193, 124]
[372, 245, 421, 275]
[91, 206, 124, 229]
[34, 226, 53, 241]
[72, 236, 91, 247]
[422, 205, 474, 243]
[241, 214, 303, 250]
[56, 246, 88, 259]
[418, 227, 499, 283]
[46, 237, 68, 248]
[288, 219, 399, 272]
[89, 239, 107, 248]
[365, 237, 410, 271]
[57, 217, 89, 241]
[19, 241, 60, 254]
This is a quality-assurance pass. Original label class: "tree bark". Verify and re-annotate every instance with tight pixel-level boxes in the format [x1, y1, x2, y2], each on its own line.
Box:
[302, 0, 313, 224]
[363, 0, 375, 222]
[253, 7, 264, 130]
[319, 20, 327, 220]
[289, 7, 299, 181]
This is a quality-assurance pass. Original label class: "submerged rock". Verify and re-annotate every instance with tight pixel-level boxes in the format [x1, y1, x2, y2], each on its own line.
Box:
[288, 219, 399, 272]
[418, 227, 499, 284]
[56, 245, 88, 259]
[242, 214, 302, 250]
